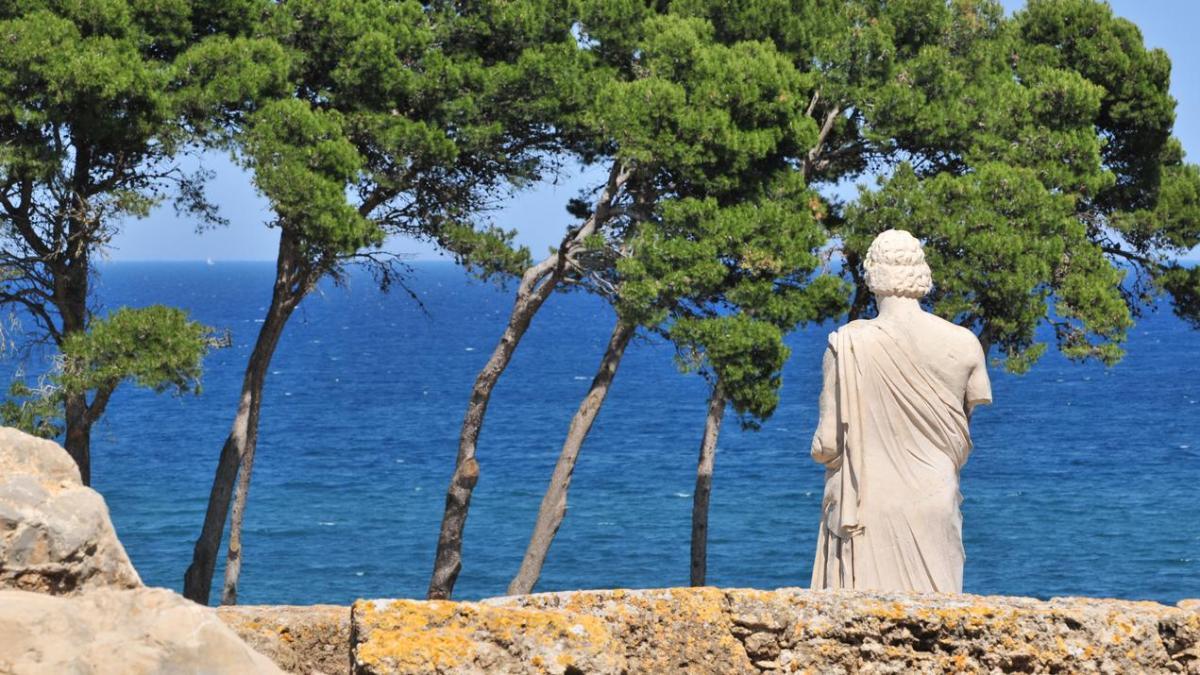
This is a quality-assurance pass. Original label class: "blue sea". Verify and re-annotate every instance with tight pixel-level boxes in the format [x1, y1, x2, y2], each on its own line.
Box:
[14, 261, 1200, 606]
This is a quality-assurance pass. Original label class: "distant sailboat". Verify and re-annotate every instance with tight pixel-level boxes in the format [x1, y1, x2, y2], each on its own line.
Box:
[206, 257, 215, 266]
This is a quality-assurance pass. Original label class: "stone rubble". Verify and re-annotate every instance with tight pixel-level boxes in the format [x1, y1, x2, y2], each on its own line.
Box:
[219, 604, 352, 674]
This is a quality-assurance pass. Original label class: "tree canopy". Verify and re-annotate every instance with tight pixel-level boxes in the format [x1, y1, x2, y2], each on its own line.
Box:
[0, 0, 281, 482]
[831, 0, 1200, 371]
[183, 0, 604, 605]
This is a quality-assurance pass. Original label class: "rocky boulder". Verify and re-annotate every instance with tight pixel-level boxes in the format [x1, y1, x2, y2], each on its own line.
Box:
[0, 427, 285, 674]
[0, 586, 284, 674]
[0, 427, 141, 593]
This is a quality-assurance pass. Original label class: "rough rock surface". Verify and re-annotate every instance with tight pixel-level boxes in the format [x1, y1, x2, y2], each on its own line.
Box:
[351, 587, 1200, 674]
[0, 427, 140, 593]
[0, 586, 284, 674]
[1, 426, 287, 675]
[220, 604, 351, 674]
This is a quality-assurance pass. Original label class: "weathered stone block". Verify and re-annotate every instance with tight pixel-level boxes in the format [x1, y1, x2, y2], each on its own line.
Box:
[349, 587, 1200, 674]
[220, 604, 352, 675]
[351, 596, 628, 674]
[0, 427, 140, 594]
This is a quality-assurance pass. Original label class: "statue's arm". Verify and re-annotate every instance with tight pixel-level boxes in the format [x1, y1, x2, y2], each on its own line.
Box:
[810, 342, 840, 465]
[965, 338, 993, 415]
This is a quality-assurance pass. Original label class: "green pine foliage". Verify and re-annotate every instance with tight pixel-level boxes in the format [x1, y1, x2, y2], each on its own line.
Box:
[1, 379, 62, 439]
[619, 181, 848, 424]
[58, 305, 210, 399]
[834, 0, 1199, 372]
[0, 1, 276, 465]
[575, 7, 851, 426]
[241, 99, 378, 257]
[574, 0, 1198, 412]
[254, 0, 594, 281]
[2, 306, 211, 436]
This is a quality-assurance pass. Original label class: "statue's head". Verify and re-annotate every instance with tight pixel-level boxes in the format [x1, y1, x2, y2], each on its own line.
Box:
[864, 229, 932, 299]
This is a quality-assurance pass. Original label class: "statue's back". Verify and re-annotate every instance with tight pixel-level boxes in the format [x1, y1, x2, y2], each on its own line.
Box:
[868, 312, 990, 412]
[809, 229, 991, 593]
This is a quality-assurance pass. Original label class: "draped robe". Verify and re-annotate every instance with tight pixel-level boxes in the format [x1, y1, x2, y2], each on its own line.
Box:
[810, 319, 989, 593]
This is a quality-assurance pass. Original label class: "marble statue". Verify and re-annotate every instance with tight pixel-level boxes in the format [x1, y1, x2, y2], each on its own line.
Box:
[810, 229, 991, 593]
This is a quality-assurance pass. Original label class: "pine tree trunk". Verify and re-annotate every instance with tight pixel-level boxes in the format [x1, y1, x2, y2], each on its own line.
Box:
[425, 273, 556, 599]
[690, 384, 726, 587]
[184, 233, 306, 605]
[62, 393, 92, 485]
[507, 319, 635, 596]
[57, 236, 92, 484]
[846, 250, 873, 321]
[427, 162, 630, 600]
[220, 416, 268, 605]
[218, 296, 289, 606]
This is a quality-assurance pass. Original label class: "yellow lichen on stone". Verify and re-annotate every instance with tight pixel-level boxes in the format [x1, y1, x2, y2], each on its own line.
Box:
[340, 589, 1197, 674]
[863, 600, 910, 621]
[354, 599, 476, 671]
[353, 597, 624, 674]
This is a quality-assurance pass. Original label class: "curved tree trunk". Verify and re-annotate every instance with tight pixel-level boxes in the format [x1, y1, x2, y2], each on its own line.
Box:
[507, 318, 635, 596]
[218, 289, 292, 606]
[690, 383, 726, 587]
[184, 232, 308, 605]
[425, 259, 560, 600]
[427, 162, 630, 600]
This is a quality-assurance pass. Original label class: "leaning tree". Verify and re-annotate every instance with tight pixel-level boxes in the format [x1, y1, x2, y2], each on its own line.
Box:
[614, 189, 848, 587]
[0, 0, 283, 484]
[507, 9, 853, 596]
[183, 0, 593, 605]
[428, 0, 869, 600]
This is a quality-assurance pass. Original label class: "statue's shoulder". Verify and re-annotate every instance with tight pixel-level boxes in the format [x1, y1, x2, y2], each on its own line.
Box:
[947, 319, 985, 350]
[921, 312, 972, 338]
[924, 314, 986, 356]
[827, 319, 876, 350]
[835, 319, 875, 336]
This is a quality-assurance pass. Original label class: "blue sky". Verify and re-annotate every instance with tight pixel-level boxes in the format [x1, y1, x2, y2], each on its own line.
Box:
[108, 1, 1200, 262]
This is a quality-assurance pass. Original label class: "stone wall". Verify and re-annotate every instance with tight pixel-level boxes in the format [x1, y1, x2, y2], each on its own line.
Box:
[341, 587, 1200, 674]
[220, 587, 1200, 674]
[218, 604, 351, 675]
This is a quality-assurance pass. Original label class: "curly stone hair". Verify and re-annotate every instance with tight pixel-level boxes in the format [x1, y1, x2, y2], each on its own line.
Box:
[863, 229, 933, 299]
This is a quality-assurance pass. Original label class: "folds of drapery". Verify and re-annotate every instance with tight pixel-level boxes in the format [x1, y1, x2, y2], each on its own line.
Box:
[811, 320, 974, 593]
